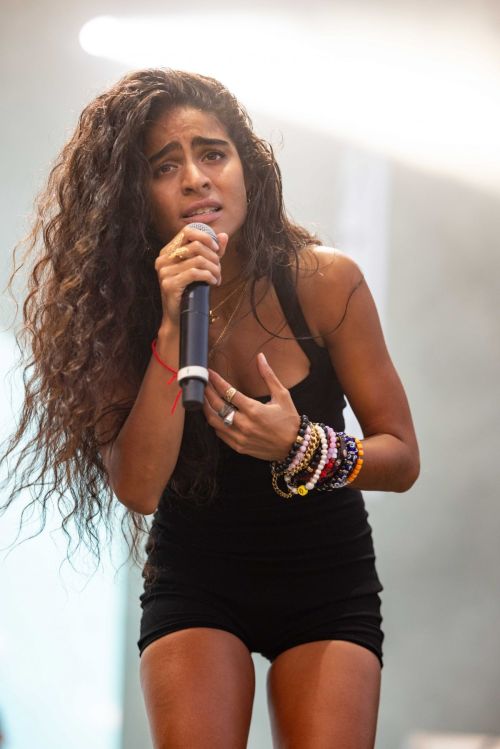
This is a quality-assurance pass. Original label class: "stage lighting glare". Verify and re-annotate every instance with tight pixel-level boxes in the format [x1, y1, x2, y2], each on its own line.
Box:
[79, 13, 500, 193]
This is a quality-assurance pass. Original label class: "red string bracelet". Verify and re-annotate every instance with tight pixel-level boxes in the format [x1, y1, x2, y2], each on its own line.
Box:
[151, 339, 182, 414]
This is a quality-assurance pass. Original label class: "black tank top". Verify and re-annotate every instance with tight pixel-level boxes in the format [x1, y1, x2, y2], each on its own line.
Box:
[150, 266, 382, 602]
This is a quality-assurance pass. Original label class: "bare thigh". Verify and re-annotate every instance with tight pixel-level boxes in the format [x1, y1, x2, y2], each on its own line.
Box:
[140, 627, 256, 749]
[267, 640, 381, 749]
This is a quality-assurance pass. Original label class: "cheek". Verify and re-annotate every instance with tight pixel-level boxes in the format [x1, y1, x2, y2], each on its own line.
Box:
[233, 172, 248, 214]
[150, 190, 177, 239]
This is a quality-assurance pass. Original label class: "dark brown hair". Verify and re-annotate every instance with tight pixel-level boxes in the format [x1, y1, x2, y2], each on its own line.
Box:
[1, 68, 318, 565]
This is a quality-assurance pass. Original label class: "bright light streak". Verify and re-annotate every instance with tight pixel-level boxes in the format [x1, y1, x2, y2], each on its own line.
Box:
[79, 13, 500, 192]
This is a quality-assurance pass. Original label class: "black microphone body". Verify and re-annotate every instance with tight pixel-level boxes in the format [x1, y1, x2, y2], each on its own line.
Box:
[178, 223, 218, 410]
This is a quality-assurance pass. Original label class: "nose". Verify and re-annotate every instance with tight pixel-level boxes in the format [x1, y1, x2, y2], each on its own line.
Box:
[181, 159, 211, 194]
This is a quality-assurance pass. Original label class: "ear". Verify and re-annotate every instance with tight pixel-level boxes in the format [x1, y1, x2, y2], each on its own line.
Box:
[243, 168, 255, 204]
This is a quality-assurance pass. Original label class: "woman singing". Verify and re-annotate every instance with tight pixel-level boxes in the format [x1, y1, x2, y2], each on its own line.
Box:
[4, 69, 419, 748]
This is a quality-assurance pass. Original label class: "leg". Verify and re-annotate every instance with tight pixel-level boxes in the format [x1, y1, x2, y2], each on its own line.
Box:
[266, 640, 381, 749]
[140, 627, 256, 749]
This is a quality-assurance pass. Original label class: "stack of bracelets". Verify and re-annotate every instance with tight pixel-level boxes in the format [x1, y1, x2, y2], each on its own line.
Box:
[270, 415, 364, 499]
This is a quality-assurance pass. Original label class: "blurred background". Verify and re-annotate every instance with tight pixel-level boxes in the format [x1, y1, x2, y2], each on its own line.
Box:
[1, 0, 499, 747]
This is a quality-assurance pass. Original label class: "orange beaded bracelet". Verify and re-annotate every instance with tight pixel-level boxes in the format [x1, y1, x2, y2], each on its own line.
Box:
[346, 437, 364, 483]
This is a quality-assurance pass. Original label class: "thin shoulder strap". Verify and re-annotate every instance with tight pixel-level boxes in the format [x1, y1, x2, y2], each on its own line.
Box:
[273, 265, 323, 363]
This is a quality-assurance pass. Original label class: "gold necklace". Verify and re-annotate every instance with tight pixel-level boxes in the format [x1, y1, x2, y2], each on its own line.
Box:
[209, 281, 248, 355]
[209, 280, 246, 325]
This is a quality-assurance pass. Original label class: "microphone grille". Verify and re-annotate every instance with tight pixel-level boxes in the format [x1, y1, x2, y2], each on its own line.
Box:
[186, 222, 218, 244]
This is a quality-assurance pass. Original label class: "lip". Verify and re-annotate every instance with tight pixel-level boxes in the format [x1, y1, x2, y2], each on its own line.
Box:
[181, 199, 222, 219]
[180, 210, 222, 226]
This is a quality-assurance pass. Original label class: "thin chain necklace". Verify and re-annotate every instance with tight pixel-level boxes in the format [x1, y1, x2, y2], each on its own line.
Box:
[209, 279, 246, 324]
[209, 281, 249, 355]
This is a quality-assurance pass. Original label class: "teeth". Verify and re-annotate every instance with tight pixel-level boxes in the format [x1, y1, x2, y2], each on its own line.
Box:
[188, 207, 219, 217]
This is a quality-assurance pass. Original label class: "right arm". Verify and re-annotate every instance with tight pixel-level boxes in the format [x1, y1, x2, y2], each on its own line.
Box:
[101, 323, 184, 515]
[100, 227, 227, 515]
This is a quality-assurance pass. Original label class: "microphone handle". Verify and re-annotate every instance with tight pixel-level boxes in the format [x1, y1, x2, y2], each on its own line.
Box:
[178, 282, 210, 411]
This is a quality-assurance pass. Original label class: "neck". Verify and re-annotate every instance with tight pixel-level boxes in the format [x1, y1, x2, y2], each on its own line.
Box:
[219, 237, 245, 289]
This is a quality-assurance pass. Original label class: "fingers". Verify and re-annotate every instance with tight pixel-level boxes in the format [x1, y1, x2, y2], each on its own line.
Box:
[156, 228, 223, 278]
[256, 352, 289, 400]
[155, 229, 224, 324]
[156, 238, 220, 271]
[203, 370, 299, 461]
[158, 253, 222, 287]
[204, 383, 237, 424]
[206, 359, 289, 411]
[159, 226, 220, 256]
[203, 375, 250, 442]
[206, 369, 254, 413]
[203, 384, 241, 450]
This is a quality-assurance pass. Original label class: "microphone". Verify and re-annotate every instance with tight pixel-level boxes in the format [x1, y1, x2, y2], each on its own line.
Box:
[177, 222, 218, 411]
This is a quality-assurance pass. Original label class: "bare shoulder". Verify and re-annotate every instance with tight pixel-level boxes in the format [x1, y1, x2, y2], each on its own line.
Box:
[294, 245, 365, 339]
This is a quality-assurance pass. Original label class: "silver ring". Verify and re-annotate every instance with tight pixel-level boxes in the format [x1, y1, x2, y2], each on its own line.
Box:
[218, 403, 233, 419]
[222, 408, 236, 427]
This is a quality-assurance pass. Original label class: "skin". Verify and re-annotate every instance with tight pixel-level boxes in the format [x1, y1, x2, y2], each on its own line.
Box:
[106, 105, 420, 747]
[147, 104, 247, 319]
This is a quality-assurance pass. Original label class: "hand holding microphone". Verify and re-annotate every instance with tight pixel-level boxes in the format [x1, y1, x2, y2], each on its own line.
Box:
[178, 222, 220, 410]
[154, 224, 228, 410]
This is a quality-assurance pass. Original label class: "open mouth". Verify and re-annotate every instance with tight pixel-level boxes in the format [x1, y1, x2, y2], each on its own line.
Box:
[183, 206, 222, 219]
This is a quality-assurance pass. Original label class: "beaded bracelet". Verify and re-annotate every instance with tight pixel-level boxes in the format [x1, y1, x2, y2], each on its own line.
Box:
[289, 423, 313, 471]
[272, 424, 321, 498]
[318, 426, 338, 481]
[284, 424, 322, 496]
[290, 423, 324, 488]
[272, 415, 310, 474]
[287, 424, 321, 479]
[293, 423, 328, 495]
[297, 426, 337, 489]
[346, 438, 364, 484]
[317, 432, 359, 490]
[271, 419, 365, 498]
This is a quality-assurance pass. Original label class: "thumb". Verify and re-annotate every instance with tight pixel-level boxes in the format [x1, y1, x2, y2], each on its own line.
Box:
[257, 353, 286, 400]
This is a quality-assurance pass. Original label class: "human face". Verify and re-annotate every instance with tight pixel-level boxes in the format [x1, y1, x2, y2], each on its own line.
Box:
[144, 106, 248, 245]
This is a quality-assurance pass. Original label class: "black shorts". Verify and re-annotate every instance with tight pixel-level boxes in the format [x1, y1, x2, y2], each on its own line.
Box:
[139, 481, 384, 668]
[138, 566, 384, 668]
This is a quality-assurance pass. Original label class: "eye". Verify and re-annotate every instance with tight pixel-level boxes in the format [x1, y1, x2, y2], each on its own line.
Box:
[203, 150, 226, 162]
[154, 162, 177, 177]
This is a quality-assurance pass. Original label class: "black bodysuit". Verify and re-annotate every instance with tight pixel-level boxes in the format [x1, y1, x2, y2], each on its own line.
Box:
[138, 269, 384, 667]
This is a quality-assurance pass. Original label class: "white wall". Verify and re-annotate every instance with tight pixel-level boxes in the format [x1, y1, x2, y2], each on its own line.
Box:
[0, 332, 126, 749]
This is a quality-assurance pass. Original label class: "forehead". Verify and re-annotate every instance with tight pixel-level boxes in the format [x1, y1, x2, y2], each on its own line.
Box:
[144, 106, 232, 156]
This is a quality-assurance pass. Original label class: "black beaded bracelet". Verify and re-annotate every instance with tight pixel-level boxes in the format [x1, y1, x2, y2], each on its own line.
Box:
[272, 414, 310, 474]
[317, 432, 359, 490]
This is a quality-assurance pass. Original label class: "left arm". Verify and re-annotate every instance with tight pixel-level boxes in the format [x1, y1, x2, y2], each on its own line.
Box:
[204, 250, 419, 494]
[307, 250, 419, 492]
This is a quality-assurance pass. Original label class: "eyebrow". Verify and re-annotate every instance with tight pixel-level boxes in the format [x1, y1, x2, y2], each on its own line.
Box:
[148, 136, 231, 164]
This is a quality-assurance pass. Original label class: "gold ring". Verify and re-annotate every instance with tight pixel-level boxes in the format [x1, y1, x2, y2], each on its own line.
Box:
[169, 233, 185, 252]
[170, 247, 188, 261]
[224, 386, 237, 404]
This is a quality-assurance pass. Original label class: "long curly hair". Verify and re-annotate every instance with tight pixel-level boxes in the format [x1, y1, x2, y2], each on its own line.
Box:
[1, 68, 318, 565]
